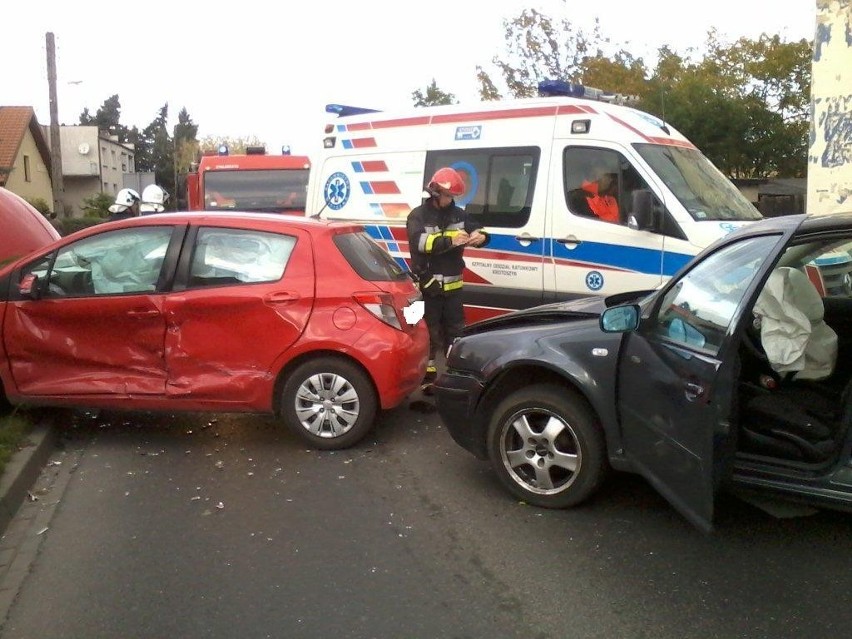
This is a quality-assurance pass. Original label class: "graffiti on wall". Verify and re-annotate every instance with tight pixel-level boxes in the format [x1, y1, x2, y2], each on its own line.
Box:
[809, 0, 852, 214]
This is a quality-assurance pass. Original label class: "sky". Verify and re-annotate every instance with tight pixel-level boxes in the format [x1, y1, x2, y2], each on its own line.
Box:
[2, 1, 816, 159]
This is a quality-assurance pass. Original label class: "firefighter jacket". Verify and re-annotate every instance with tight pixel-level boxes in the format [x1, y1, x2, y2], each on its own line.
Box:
[406, 198, 489, 293]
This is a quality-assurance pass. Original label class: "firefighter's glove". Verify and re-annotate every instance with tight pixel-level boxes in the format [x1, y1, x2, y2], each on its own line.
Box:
[419, 276, 442, 297]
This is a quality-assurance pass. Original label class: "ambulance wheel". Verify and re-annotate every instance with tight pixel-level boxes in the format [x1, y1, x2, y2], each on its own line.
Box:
[486, 384, 608, 508]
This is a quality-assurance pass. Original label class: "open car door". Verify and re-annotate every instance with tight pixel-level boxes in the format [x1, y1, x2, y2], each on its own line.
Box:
[615, 233, 786, 531]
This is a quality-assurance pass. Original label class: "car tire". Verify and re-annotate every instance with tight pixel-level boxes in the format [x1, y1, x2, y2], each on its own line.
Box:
[280, 357, 377, 450]
[486, 384, 607, 508]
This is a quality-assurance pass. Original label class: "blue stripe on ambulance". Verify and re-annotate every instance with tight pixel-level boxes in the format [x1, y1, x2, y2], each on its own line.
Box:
[363, 225, 692, 279]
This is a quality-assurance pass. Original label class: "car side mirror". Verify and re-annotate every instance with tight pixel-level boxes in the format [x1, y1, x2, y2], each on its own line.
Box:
[600, 304, 640, 333]
[18, 273, 41, 300]
[627, 190, 655, 231]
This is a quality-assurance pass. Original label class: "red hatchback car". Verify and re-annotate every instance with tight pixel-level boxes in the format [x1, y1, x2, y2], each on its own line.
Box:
[0, 212, 429, 449]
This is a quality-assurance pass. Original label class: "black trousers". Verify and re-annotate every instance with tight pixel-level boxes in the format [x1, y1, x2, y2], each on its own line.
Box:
[424, 290, 465, 360]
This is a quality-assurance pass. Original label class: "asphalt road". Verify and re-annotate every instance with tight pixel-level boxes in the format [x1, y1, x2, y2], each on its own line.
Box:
[1, 399, 851, 639]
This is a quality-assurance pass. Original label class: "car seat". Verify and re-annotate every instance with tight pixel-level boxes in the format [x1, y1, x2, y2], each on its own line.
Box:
[740, 267, 843, 462]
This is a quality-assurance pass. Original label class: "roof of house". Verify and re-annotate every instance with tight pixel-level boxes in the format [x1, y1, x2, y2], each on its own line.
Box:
[0, 106, 53, 187]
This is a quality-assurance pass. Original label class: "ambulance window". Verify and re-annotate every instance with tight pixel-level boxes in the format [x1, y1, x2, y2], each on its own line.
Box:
[425, 147, 540, 228]
[564, 147, 665, 229]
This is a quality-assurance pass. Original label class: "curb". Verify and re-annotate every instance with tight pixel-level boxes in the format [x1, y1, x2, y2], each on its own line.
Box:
[0, 422, 57, 537]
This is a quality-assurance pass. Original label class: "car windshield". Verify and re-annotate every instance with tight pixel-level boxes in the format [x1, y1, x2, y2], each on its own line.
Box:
[634, 144, 762, 222]
[203, 169, 309, 213]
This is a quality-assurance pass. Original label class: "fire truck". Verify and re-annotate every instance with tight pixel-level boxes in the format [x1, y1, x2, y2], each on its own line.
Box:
[186, 146, 311, 214]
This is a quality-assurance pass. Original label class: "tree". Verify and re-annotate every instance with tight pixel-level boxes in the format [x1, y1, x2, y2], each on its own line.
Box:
[642, 32, 811, 177]
[412, 79, 457, 107]
[480, 6, 811, 178]
[480, 3, 609, 99]
[198, 135, 265, 155]
[79, 95, 131, 142]
[140, 104, 175, 198]
[173, 108, 200, 209]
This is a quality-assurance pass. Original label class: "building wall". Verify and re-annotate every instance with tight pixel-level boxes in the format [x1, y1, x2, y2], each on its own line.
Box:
[98, 135, 135, 197]
[809, 0, 852, 215]
[51, 125, 138, 217]
[4, 128, 54, 210]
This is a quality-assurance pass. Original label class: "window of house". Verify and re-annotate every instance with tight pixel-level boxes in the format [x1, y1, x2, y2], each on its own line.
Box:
[424, 147, 540, 228]
[24, 155, 31, 182]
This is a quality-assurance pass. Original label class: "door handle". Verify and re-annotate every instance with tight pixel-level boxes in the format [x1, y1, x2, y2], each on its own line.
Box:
[264, 292, 300, 303]
[684, 381, 704, 401]
[514, 234, 540, 246]
[127, 308, 160, 319]
[556, 236, 581, 248]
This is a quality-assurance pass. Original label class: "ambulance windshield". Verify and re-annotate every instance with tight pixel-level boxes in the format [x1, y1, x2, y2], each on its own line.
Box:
[635, 144, 762, 222]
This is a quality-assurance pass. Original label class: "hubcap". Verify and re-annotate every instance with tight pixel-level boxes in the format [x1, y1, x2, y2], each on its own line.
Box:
[500, 408, 581, 494]
[294, 373, 360, 439]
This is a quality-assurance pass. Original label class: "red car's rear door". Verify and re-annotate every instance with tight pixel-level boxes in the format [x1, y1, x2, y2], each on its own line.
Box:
[163, 225, 314, 403]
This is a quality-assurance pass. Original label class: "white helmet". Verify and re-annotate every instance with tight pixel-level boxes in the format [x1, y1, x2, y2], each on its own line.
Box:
[108, 188, 141, 213]
[140, 184, 170, 213]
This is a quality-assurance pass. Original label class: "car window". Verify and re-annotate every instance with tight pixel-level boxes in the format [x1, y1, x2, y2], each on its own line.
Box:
[22, 227, 173, 297]
[188, 227, 296, 287]
[651, 234, 780, 354]
[333, 231, 408, 282]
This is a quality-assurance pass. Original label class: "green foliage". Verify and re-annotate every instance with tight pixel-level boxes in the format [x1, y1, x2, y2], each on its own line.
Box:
[80, 192, 113, 219]
[25, 197, 52, 216]
[57, 217, 104, 236]
[412, 79, 457, 107]
[474, 6, 811, 179]
[641, 32, 811, 177]
[79, 95, 131, 143]
[198, 135, 265, 155]
[0, 413, 32, 480]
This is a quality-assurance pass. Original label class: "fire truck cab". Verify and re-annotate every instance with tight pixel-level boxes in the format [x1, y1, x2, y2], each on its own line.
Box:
[187, 146, 310, 214]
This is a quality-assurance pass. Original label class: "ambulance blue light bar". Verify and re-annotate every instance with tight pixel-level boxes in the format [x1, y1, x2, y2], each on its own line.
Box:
[538, 80, 638, 105]
[325, 104, 381, 118]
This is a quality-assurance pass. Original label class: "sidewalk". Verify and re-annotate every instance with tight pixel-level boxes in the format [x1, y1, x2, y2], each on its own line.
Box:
[0, 423, 57, 537]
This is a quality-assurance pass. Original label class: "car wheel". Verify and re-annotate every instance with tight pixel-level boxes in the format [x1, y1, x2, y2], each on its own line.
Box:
[486, 384, 607, 508]
[280, 357, 377, 450]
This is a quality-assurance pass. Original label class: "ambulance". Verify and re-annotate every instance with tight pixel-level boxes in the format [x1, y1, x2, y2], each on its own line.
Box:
[306, 82, 763, 322]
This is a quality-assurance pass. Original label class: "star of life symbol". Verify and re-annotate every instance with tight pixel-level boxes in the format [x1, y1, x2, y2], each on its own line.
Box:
[324, 172, 350, 210]
[586, 270, 604, 291]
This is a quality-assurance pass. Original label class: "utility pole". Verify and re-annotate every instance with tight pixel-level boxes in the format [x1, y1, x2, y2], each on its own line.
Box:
[46, 32, 66, 217]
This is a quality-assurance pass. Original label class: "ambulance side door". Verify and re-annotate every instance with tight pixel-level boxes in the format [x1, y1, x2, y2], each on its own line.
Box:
[545, 143, 670, 302]
[424, 147, 546, 321]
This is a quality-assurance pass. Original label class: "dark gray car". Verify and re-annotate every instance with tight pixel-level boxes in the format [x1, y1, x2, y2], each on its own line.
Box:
[434, 213, 852, 531]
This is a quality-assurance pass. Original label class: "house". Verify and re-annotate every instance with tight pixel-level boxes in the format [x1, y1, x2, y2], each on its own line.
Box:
[51, 125, 143, 217]
[0, 106, 54, 212]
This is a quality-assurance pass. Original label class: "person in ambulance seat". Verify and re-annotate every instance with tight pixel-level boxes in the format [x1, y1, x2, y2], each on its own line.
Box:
[406, 167, 489, 391]
[580, 166, 620, 223]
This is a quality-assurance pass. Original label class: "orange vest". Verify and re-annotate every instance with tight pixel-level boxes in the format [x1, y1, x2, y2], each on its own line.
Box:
[581, 181, 619, 223]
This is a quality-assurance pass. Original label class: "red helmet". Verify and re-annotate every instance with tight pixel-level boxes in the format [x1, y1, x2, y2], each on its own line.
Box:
[427, 167, 465, 197]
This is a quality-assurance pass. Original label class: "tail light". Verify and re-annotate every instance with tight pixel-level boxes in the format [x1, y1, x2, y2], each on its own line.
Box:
[353, 292, 403, 330]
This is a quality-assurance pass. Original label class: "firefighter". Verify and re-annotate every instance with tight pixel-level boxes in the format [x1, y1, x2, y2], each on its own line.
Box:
[140, 184, 170, 214]
[406, 167, 489, 391]
[107, 188, 141, 221]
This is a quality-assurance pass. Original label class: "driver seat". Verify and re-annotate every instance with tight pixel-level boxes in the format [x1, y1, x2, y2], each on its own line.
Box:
[741, 267, 842, 462]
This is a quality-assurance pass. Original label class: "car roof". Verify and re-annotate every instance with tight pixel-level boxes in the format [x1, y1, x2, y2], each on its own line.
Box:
[99, 211, 364, 234]
[722, 213, 852, 243]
